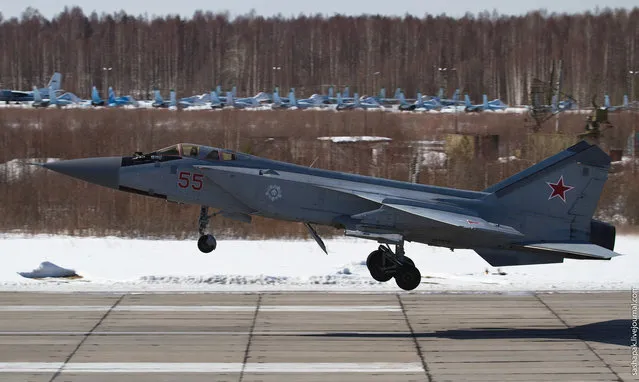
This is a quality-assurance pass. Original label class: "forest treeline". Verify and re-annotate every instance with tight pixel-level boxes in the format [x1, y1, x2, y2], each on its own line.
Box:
[0, 7, 638, 105]
[1, 110, 638, 238]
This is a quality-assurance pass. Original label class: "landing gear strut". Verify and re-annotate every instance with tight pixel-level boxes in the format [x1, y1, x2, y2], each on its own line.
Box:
[197, 206, 217, 253]
[365, 242, 421, 291]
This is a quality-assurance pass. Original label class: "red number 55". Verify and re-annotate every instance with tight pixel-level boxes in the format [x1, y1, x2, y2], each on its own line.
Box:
[178, 171, 204, 190]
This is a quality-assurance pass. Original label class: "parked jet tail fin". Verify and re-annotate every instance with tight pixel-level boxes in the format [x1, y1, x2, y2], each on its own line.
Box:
[379, 88, 386, 99]
[394, 88, 402, 100]
[108, 87, 116, 104]
[154, 89, 163, 104]
[328, 87, 334, 99]
[272, 88, 281, 105]
[169, 89, 176, 107]
[226, 92, 234, 106]
[398, 92, 406, 105]
[452, 89, 460, 101]
[604, 94, 611, 108]
[354, 93, 360, 106]
[47, 72, 62, 91]
[210, 90, 221, 105]
[337, 92, 343, 106]
[32, 86, 43, 103]
[415, 92, 423, 107]
[464, 94, 471, 107]
[48, 85, 57, 104]
[289, 89, 296, 105]
[624, 95, 629, 107]
[91, 86, 101, 104]
[484, 141, 611, 242]
[343, 87, 350, 98]
[482, 94, 488, 108]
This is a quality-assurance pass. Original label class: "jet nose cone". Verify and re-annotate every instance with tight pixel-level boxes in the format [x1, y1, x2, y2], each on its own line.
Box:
[43, 157, 121, 189]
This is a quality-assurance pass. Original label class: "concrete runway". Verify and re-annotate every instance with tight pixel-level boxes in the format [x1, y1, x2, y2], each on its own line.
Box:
[0, 292, 633, 381]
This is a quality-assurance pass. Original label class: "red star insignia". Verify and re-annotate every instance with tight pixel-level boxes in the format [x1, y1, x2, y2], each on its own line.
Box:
[547, 176, 574, 202]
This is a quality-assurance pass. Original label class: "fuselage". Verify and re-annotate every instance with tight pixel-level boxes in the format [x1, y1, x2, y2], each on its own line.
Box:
[112, 143, 496, 248]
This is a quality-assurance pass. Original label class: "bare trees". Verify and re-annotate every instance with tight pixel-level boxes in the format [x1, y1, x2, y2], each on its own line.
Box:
[0, 8, 637, 104]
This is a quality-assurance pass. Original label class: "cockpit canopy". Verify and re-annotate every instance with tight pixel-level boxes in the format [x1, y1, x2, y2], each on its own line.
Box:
[124, 143, 238, 167]
[155, 143, 237, 161]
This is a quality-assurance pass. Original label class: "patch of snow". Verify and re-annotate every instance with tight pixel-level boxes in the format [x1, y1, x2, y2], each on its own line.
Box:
[18, 261, 78, 279]
[421, 151, 447, 167]
[317, 136, 392, 143]
[0, 235, 636, 292]
[498, 156, 519, 163]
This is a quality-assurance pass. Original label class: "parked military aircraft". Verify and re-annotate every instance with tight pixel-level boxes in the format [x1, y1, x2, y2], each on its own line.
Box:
[398, 92, 440, 111]
[336, 93, 383, 110]
[32, 86, 81, 107]
[39, 141, 621, 291]
[106, 87, 138, 107]
[0, 72, 62, 103]
[435, 88, 462, 106]
[152, 89, 177, 108]
[464, 94, 507, 112]
[603, 94, 629, 112]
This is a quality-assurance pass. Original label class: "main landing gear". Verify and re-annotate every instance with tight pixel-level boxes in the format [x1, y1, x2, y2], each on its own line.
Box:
[366, 242, 421, 291]
[197, 206, 217, 253]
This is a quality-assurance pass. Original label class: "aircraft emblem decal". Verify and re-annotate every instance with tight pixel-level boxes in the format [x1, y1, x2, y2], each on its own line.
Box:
[266, 184, 283, 201]
[547, 176, 574, 202]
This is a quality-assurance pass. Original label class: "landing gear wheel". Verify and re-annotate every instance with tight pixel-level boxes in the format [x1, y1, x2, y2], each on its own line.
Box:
[197, 234, 217, 253]
[395, 265, 421, 291]
[366, 250, 392, 282]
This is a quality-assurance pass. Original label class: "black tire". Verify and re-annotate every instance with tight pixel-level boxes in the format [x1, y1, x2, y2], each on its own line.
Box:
[197, 235, 217, 253]
[401, 256, 414, 267]
[366, 250, 392, 282]
[395, 266, 421, 291]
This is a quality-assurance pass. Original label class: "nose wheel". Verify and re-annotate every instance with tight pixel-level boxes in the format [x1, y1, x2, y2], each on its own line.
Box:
[365, 243, 421, 291]
[197, 206, 217, 253]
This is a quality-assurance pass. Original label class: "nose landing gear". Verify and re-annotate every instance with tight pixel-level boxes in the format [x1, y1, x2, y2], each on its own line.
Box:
[197, 206, 217, 253]
[365, 242, 421, 291]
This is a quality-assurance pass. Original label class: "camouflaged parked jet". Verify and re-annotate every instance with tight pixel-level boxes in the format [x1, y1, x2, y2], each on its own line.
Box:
[41, 141, 621, 290]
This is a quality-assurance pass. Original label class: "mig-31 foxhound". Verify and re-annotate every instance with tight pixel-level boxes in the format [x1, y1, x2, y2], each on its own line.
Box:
[40, 141, 622, 290]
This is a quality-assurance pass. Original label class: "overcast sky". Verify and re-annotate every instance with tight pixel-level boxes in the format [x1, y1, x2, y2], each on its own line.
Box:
[0, 0, 636, 20]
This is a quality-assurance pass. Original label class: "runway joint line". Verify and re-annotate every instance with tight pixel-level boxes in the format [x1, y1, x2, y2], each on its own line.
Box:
[397, 293, 431, 382]
[239, 293, 262, 382]
[48, 293, 126, 382]
[533, 293, 622, 381]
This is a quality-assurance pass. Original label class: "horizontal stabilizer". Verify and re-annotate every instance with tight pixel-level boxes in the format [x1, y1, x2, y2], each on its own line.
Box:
[517, 242, 622, 260]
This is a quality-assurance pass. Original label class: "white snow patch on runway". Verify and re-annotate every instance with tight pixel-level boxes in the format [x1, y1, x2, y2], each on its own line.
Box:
[0, 235, 637, 292]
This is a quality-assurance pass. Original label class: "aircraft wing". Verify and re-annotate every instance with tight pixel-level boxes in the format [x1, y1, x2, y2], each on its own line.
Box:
[515, 242, 622, 260]
[10, 91, 31, 97]
[318, 186, 523, 239]
[383, 203, 523, 238]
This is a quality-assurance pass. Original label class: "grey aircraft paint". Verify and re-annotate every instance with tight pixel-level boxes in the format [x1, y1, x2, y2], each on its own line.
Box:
[40, 141, 622, 290]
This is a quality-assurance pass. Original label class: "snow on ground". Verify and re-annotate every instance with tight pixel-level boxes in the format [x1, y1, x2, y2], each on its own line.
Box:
[0, 235, 636, 292]
[317, 136, 392, 143]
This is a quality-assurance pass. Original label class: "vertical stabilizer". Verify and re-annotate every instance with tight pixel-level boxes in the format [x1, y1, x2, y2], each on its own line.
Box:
[169, 89, 177, 107]
[91, 86, 102, 105]
[47, 72, 62, 91]
[289, 89, 296, 106]
[483, 141, 611, 242]
[32, 86, 43, 104]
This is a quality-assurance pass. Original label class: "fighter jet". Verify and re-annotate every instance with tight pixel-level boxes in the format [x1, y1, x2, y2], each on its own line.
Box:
[152, 89, 177, 108]
[0, 72, 62, 103]
[104, 87, 138, 107]
[39, 141, 621, 291]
